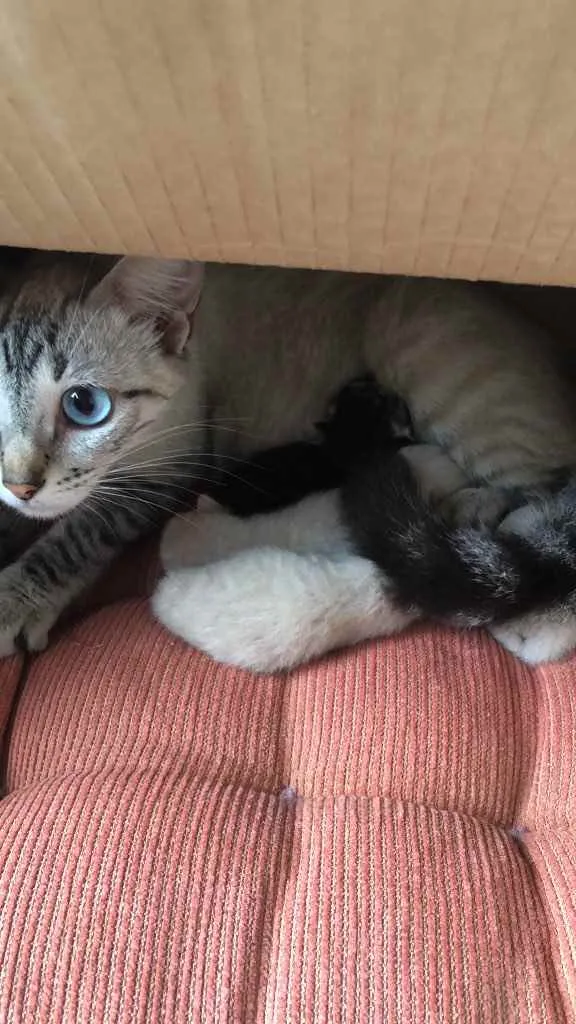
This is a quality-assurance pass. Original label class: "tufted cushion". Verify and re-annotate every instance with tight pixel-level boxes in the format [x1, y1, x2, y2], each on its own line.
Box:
[0, 592, 575, 1022]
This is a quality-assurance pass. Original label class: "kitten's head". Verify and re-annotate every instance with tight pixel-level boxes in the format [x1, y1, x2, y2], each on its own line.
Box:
[0, 255, 204, 520]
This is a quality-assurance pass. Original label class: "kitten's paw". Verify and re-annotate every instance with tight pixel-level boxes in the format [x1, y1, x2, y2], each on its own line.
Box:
[160, 506, 250, 571]
[440, 485, 515, 527]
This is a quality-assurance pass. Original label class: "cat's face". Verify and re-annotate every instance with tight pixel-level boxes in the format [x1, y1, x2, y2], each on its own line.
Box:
[0, 256, 204, 520]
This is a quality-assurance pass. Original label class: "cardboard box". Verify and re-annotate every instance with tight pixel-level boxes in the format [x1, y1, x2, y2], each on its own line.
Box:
[2, 0, 576, 284]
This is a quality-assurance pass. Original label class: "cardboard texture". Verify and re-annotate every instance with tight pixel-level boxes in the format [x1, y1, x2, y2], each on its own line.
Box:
[2, 0, 576, 284]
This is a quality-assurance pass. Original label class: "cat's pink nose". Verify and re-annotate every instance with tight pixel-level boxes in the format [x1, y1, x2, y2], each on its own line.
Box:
[4, 482, 39, 501]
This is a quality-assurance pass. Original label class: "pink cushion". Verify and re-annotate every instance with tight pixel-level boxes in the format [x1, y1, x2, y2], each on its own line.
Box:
[0, 599, 575, 1022]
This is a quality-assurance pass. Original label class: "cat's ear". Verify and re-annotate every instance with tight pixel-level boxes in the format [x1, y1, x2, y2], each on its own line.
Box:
[87, 257, 205, 354]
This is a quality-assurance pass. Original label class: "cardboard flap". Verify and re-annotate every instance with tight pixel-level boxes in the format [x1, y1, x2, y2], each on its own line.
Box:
[2, 0, 576, 284]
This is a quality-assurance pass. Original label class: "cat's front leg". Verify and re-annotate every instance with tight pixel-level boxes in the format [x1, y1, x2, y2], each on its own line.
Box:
[0, 509, 58, 654]
[0, 526, 113, 657]
[0, 560, 67, 656]
[0, 487, 164, 656]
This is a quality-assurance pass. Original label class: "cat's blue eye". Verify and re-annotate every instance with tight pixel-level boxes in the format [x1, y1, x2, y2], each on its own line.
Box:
[61, 386, 113, 428]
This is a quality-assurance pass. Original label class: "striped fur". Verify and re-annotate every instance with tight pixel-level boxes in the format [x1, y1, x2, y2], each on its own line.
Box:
[341, 445, 576, 663]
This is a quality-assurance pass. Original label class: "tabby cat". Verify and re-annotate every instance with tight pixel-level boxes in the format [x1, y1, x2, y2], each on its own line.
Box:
[1, 253, 575, 668]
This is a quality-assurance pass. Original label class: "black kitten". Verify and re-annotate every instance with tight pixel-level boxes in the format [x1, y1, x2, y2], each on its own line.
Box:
[206, 375, 414, 516]
[316, 375, 415, 468]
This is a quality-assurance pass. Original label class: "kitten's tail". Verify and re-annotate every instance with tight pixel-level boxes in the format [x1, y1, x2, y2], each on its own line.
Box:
[341, 453, 575, 626]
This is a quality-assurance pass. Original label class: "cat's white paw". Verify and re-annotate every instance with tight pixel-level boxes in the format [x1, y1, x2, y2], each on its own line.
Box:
[490, 614, 576, 665]
[160, 506, 251, 572]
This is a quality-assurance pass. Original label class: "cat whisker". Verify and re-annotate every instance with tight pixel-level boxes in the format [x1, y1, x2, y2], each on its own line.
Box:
[67, 307, 106, 362]
[163, 404, 252, 427]
[109, 450, 268, 472]
[197, 414, 253, 427]
[118, 420, 260, 460]
[115, 422, 212, 460]
[214, 451, 274, 464]
[106, 458, 213, 477]
[102, 472, 201, 491]
[89, 492, 161, 529]
[84, 497, 119, 534]
[108, 457, 226, 474]
[95, 485, 199, 525]
[109, 460, 268, 490]
[106, 480, 216, 502]
[109, 448, 209, 469]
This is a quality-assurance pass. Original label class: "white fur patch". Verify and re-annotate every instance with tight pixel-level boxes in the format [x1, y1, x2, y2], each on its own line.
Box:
[160, 491, 350, 571]
[153, 548, 415, 672]
[490, 614, 576, 665]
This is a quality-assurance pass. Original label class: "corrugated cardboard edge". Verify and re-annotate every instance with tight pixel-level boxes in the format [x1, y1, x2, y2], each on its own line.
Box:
[2, 0, 576, 285]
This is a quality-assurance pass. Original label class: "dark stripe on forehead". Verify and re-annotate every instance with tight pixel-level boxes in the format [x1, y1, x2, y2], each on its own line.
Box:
[1, 318, 46, 379]
[0, 291, 20, 333]
[12, 317, 31, 349]
[24, 339, 43, 374]
[1, 336, 13, 372]
[12, 319, 43, 375]
[43, 318, 59, 347]
[44, 314, 69, 378]
[1, 314, 71, 380]
[52, 349, 68, 380]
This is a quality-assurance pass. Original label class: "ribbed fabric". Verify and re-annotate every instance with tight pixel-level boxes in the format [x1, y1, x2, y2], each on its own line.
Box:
[0, 599, 574, 1022]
